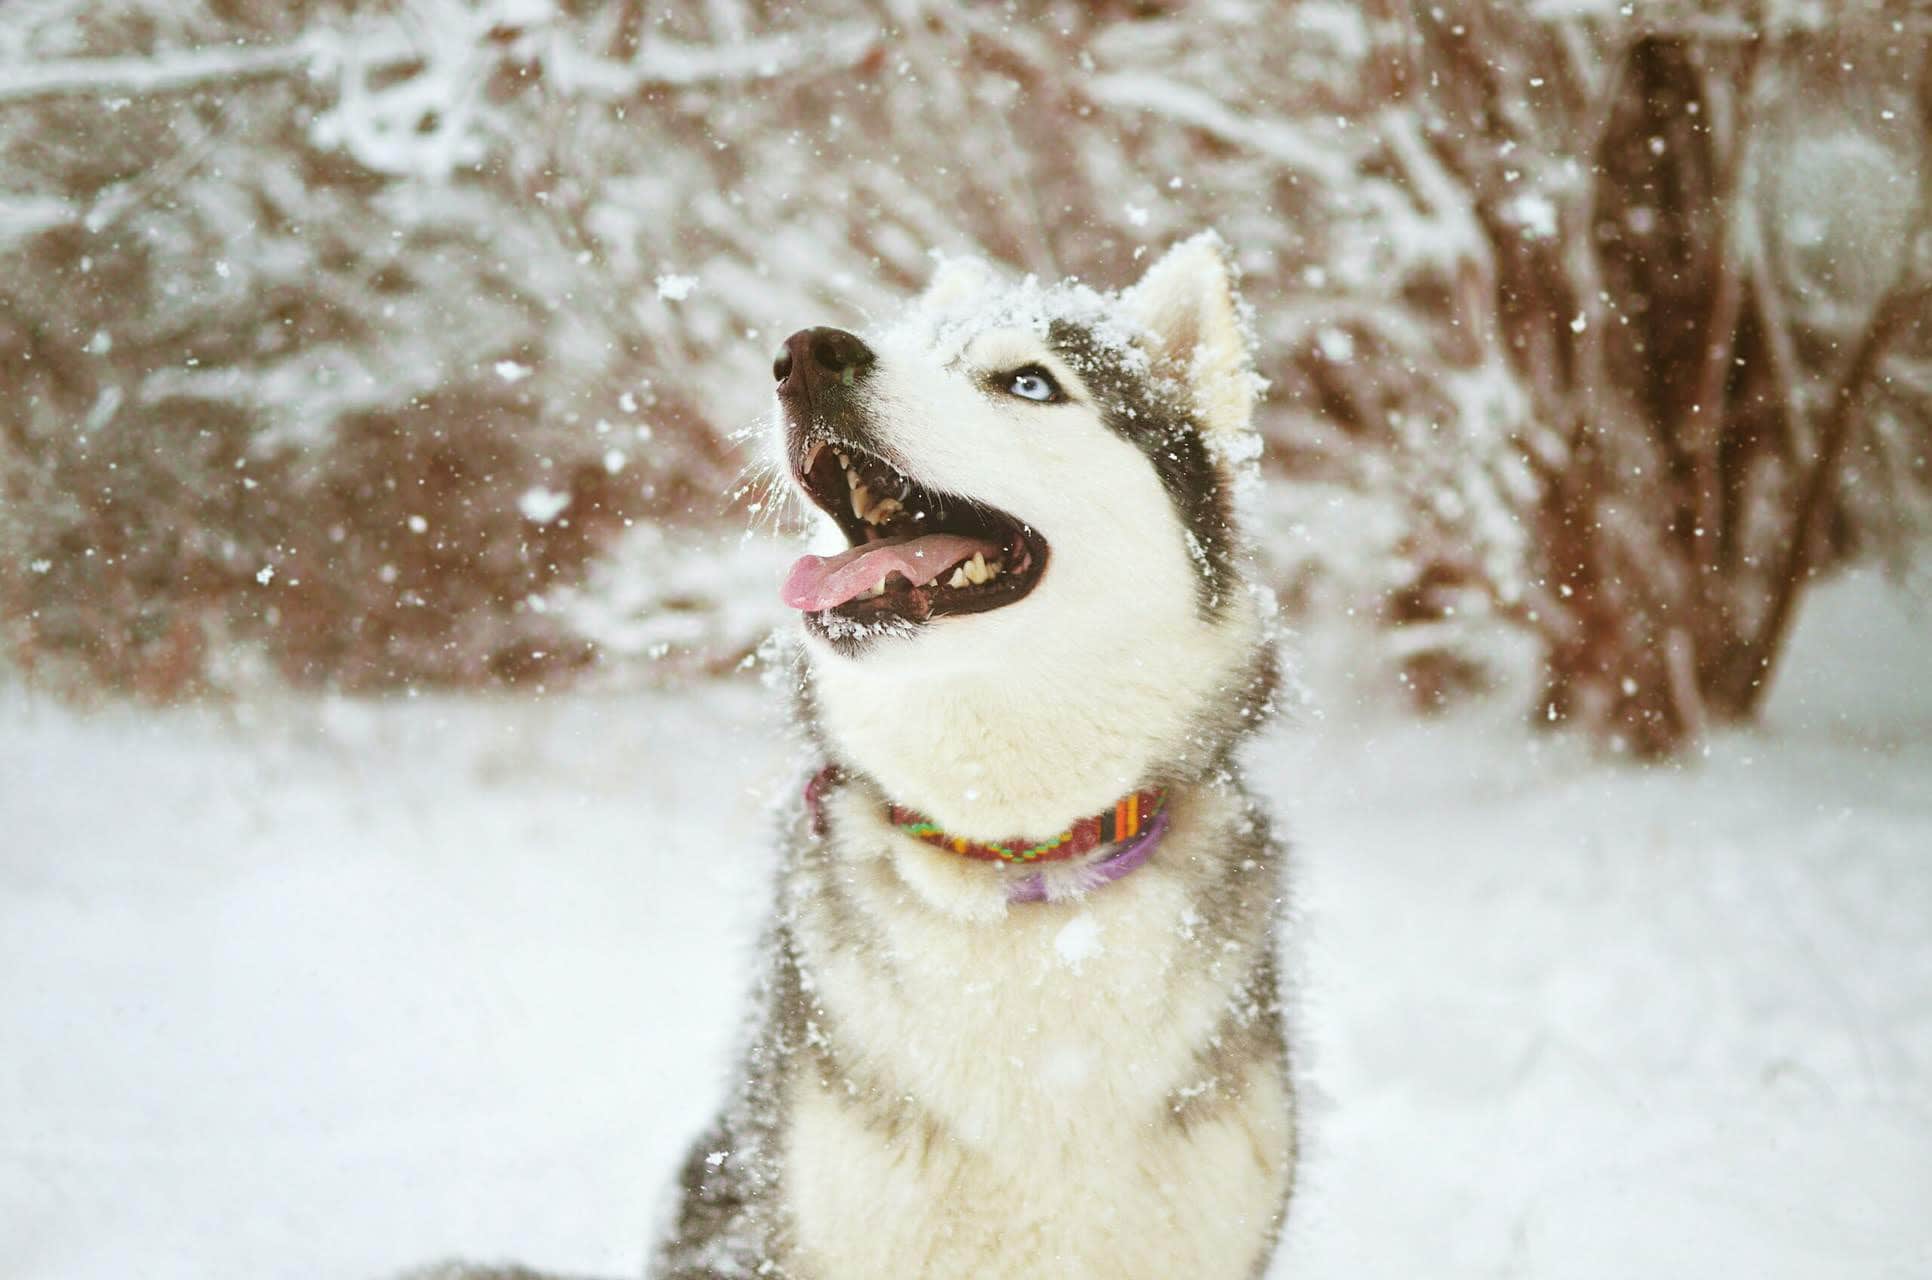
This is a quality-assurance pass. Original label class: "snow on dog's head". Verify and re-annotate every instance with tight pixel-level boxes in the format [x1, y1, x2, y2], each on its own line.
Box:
[773, 234, 1274, 836]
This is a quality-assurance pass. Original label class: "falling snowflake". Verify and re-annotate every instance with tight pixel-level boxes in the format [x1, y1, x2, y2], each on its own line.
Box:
[655, 273, 699, 302]
[256, 565, 275, 585]
[1316, 326, 1356, 362]
[518, 486, 571, 524]
[493, 360, 533, 384]
[1501, 192, 1558, 240]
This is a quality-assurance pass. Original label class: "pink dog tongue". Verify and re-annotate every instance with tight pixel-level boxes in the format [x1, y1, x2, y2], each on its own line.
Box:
[782, 534, 993, 611]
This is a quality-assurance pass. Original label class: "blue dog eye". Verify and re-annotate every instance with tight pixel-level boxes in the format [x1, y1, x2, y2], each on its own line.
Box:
[1006, 367, 1061, 403]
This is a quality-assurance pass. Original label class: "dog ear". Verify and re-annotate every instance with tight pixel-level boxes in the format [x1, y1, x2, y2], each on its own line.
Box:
[1127, 232, 1261, 438]
[920, 253, 1002, 311]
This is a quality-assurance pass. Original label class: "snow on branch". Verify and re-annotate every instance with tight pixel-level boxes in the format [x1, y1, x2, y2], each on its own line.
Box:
[0, 19, 877, 109]
[1083, 72, 1352, 187]
[1527, 0, 1932, 38]
[0, 35, 351, 106]
[0, 193, 77, 243]
[542, 22, 877, 97]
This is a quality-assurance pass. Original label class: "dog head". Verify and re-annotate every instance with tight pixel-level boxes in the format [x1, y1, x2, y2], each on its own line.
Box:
[773, 234, 1272, 835]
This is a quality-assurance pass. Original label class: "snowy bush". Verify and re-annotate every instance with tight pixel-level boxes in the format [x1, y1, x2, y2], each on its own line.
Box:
[0, 0, 738, 694]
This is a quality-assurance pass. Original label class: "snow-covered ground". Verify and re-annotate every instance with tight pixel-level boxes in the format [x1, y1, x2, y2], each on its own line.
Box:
[4, 572, 1929, 1280]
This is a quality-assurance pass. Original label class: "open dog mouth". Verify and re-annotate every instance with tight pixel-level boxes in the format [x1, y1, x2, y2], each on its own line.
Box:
[781, 440, 1048, 629]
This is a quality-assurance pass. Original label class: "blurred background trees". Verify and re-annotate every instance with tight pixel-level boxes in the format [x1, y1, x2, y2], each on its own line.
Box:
[1, 0, 1927, 754]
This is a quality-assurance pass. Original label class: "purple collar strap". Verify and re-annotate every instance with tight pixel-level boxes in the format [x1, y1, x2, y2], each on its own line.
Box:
[1001, 807, 1170, 903]
[804, 765, 1172, 904]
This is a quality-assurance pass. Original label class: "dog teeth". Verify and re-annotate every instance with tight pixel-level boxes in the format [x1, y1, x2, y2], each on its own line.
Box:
[947, 553, 1008, 589]
[853, 489, 903, 526]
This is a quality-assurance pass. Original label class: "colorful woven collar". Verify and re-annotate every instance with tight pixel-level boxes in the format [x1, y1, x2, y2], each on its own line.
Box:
[804, 765, 1170, 903]
[889, 788, 1166, 864]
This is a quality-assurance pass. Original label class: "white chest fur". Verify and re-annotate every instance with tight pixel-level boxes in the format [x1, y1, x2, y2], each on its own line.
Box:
[778, 785, 1292, 1280]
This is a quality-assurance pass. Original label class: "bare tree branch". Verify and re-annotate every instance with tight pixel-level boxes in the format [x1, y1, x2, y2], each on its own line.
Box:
[1682, 44, 1763, 595]
[1737, 276, 1932, 709]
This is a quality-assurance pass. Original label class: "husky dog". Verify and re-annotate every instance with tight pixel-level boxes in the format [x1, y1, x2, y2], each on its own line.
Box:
[651, 234, 1294, 1280]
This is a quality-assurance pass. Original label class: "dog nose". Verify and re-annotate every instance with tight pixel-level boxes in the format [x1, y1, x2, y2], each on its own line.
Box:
[775, 327, 874, 393]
